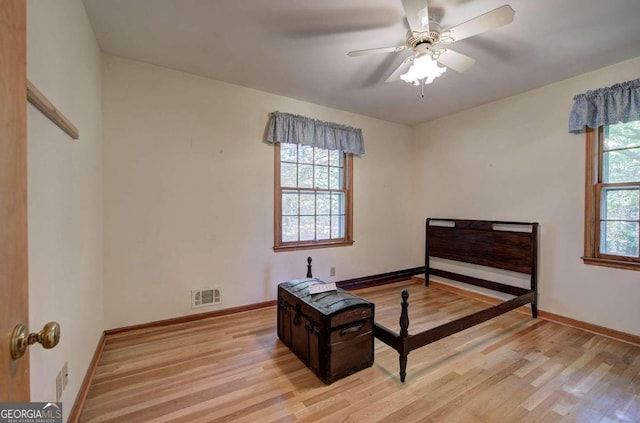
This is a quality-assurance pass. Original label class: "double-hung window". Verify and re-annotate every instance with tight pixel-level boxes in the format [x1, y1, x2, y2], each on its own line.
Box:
[584, 120, 640, 269]
[274, 142, 353, 251]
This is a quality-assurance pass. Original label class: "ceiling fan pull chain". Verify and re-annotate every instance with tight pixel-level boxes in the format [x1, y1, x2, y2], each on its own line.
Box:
[421, 79, 425, 98]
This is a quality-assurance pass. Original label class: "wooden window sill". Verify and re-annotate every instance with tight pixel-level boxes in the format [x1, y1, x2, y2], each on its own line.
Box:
[274, 240, 354, 252]
[582, 257, 640, 271]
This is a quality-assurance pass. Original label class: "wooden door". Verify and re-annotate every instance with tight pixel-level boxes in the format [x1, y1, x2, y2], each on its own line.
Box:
[0, 0, 29, 401]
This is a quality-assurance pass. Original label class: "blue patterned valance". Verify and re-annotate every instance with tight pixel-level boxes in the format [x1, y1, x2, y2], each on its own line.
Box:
[569, 78, 640, 134]
[266, 111, 365, 155]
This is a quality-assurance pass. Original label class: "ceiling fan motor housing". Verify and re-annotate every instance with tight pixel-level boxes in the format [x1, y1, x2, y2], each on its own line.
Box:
[407, 20, 441, 52]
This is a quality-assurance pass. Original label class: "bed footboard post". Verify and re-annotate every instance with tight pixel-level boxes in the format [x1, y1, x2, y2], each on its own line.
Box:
[400, 290, 410, 337]
[531, 223, 539, 319]
[399, 290, 410, 382]
[306, 256, 312, 278]
[425, 219, 430, 287]
[399, 355, 408, 383]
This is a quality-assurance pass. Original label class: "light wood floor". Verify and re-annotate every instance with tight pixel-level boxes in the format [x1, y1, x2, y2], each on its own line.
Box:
[80, 281, 640, 422]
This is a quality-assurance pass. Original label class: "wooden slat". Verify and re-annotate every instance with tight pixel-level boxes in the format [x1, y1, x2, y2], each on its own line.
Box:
[336, 266, 425, 290]
[26, 79, 79, 139]
[428, 223, 534, 274]
[429, 268, 529, 296]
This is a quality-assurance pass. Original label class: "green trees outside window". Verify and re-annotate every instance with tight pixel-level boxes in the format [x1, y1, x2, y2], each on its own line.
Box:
[274, 143, 353, 251]
[599, 121, 640, 258]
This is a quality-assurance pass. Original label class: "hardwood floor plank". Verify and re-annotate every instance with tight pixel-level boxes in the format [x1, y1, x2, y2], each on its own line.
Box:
[79, 281, 640, 422]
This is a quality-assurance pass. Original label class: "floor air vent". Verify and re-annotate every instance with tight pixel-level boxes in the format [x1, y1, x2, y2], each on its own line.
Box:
[191, 288, 221, 308]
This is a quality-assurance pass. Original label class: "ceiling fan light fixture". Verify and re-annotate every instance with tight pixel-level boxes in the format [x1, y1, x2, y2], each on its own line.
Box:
[400, 54, 447, 86]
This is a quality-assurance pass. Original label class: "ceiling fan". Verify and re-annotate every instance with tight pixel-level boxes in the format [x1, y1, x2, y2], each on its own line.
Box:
[347, 0, 515, 92]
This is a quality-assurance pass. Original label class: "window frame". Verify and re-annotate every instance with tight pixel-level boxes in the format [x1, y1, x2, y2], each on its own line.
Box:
[583, 126, 640, 270]
[273, 142, 354, 252]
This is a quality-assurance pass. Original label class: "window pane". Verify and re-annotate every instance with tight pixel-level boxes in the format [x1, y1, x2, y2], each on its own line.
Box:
[300, 216, 315, 241]
[331, 215, 345, 238]
[331, 192, 345, 215]
[316, 216, 331, 240]
[280, 143, 297, 162]
[281, 163, 297, 188]
[276, 146, 351, 248]
[329, 150, 342, 166]
[604, 121, 640, 150]
[601, 221, 639, 257]
[299, 145, 314, 164]
[329, 167, 342, 189]
[602, 188, 639, 220]
[282, 191, 299, 216]
[282, 217, 299, 242]
[603, 149, 640, 183]
[300, 192, 315, 215]
[317, 192, 330, 215]
[315, 166, 329, 189]
[298, 164, 313, 188]
[314, 148, 328, 165]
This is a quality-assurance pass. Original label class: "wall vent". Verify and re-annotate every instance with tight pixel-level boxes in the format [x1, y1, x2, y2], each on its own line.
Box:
[191, 288, 221, 308]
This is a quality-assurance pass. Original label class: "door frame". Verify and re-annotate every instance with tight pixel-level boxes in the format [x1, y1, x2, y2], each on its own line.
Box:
[0, 0, 30, 401]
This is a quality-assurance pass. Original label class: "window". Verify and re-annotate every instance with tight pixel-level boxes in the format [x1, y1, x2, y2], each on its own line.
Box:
[274, 142, 353, 251]
[584, 120, 640, 269]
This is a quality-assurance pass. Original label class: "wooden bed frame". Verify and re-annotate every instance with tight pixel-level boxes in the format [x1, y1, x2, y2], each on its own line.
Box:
[302, 218, 538, 382]
[374, 218, 539, 382]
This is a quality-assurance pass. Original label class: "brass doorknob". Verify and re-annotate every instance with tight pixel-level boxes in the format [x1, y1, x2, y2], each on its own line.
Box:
[10, 322, 61, 360]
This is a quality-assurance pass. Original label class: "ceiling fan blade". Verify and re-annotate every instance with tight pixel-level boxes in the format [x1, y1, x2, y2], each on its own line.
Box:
[436, 49, 476, 73]
[347, 45, 407, 57]
[402, 0, 430, 33]
[385, 56, 414, 82]
[445, 5, 515, 43]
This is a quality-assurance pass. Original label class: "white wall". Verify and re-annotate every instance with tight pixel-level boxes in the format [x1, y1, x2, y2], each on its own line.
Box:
[102, 55, 415, 329]
[27, 0, 103, 419]
[412, 56, 640, 336]
[21, 1, 639, 414]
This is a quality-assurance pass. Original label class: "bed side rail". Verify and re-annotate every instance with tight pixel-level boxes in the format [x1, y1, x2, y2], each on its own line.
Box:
[373, 323, 404, 352]
[429, 268, 530, 297]
[409, 291, 535, 350]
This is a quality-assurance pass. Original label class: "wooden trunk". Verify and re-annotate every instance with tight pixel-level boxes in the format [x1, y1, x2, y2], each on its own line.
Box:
[277, 278, 374, 384]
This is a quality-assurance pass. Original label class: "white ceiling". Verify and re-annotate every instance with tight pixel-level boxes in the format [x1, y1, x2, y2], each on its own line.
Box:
[82, 0, 640, 126]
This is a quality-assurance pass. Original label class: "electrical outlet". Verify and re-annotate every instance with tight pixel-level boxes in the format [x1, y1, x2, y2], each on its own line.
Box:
[62, 361, 68, 389]
[55, 370, 63, 402]
[330, 267, 336, 277]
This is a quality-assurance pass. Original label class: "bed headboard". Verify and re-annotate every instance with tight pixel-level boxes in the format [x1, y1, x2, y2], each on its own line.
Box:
[425, 218, 539, 294]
